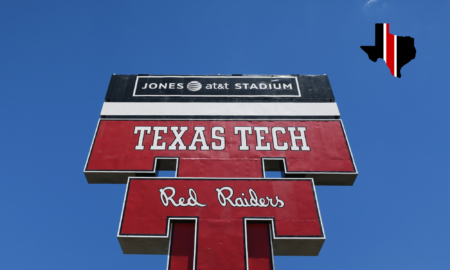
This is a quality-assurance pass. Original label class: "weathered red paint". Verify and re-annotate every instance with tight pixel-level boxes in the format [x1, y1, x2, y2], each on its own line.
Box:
[247, 223, 273, 270]
[169, 222, 195, 270]
[120, 178, 322, 270]
[86, 119, 355, 177]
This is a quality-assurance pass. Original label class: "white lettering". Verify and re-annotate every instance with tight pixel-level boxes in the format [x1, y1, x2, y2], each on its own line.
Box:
[189, 127, 210, 150]
[159, 187, 207, 207]
[134, 126, 151, 150]
[211, 127, 225, 150]
[216, 187, 235, 207]
[234, 127, 252, 150]
[168, 127, 188, 150]
[272, 127, 288, 151]
[254, 127, 271, 151]
[134, 125, 310, 152]
[150, 127, 168, 150]
[216, 187, 284, 208]
[287, 127, 310, 151]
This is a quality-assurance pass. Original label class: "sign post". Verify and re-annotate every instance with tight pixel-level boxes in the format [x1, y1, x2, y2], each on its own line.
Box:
[85, 74, 357, 270]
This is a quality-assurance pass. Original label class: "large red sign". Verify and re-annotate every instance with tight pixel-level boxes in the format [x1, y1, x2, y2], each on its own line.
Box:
[85, 75, 358, 270]
[118, 178, 324, 270]
[85, 119, 357, 185]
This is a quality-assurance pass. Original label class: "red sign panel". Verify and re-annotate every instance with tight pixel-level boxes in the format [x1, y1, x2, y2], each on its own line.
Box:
[85, 119, 357, 185]
[118, 178, 324, 270]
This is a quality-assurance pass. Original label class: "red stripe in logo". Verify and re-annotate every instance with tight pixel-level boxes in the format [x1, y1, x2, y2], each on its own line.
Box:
[384, 23, 397, 77]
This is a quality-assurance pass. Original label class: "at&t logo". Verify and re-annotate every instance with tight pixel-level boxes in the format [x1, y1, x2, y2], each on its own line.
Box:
[186, 81, 202, 91]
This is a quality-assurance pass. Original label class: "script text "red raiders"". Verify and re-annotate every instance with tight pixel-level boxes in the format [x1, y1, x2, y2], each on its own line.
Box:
[133, 126, 311, 151]
[159, 186, 285, 208]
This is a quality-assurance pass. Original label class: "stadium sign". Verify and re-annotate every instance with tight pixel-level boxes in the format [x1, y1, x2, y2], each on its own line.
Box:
[134, 75, 301, 97]
[104, 74, 335, 103]
[85, 74, 357, 270]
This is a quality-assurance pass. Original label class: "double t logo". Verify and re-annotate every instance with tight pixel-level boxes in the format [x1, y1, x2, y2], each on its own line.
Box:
[118, 178, 324, 270]
[85, 119, 357, 270]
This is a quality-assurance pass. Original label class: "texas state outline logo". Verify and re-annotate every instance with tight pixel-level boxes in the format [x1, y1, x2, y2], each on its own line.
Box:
[361, 23, 416, 78]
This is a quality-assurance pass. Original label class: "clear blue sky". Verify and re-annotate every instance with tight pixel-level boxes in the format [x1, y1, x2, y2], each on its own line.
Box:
[0, 0, 448, 269]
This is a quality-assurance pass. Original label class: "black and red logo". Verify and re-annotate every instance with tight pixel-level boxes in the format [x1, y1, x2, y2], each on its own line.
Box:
[361, 23, 416, 78]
